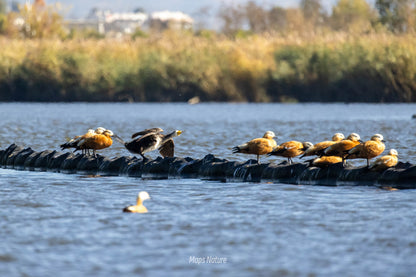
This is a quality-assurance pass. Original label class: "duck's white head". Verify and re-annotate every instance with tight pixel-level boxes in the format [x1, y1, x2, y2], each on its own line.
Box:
[371, 134, 384, 142]
[86, 129, 95, 134]
[332, 133, 345, 141]
[347, 133, 361, 141]
[103, 130, 114, 136]
[95, 127, 106, 134]
[263, 131, 276, 139]
[303, 142, 314, 149]
[389, 149, 398, 156]
[138, 191, 150, 201]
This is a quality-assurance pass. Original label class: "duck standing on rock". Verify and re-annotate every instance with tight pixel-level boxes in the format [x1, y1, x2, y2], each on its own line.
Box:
[347, 134, 386, 167]
[60, 127, 106, 155]
[268, 141, 313, 164]
[114, 128, 182, 161]
[76, 129, 114, 157]
[123, 191, 150, 213]
[369, 149, 398, 171]
[232, 131, 277, 163]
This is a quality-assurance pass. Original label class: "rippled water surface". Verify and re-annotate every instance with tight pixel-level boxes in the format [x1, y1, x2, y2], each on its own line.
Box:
[1, 103, 416, 276]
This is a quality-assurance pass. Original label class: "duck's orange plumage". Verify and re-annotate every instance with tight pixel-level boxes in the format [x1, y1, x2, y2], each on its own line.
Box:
[323, 133, 361, 161]
[268, 141, 313, 164]
[123, 191, 150, 213]
[232, 131, 277, 163]
[301, 133, 345, 158]
[60, 127, 106, 155]
[77, 129, 114, 156]
[312, 156, 343, 167]
[369, 149, 398, 171]
[347, 134, 385, 167]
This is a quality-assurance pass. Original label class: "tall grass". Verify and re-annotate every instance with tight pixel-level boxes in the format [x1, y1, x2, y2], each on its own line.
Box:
[0, 33, 415, 102]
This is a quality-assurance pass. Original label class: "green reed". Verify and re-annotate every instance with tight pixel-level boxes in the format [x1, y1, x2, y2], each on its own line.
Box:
[0, 33, 415, 102]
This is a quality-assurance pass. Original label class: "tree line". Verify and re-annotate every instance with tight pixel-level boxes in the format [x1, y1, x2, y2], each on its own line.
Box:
[217, 0, 416, 36]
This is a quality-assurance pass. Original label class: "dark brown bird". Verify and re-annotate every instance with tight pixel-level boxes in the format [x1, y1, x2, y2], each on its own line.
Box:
[114, 128, 182, 161]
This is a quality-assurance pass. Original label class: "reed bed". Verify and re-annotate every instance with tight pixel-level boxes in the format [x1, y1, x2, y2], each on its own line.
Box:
[0, 32, 415, 102]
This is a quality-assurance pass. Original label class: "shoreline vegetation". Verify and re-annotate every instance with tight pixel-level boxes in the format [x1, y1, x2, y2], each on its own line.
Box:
[1, 34, 416, 103]
[1, 1, 416, 102]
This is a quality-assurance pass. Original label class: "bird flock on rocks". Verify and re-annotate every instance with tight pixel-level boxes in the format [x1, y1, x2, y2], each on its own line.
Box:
[60, 128, 399, 213]
[231, 131, 398, 171]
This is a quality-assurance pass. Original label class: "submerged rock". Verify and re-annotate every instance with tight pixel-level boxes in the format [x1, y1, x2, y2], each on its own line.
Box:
[0, 144, 415, 189]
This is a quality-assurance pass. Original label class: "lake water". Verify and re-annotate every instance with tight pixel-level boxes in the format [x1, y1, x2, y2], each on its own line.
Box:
[0, 103, 416, 276]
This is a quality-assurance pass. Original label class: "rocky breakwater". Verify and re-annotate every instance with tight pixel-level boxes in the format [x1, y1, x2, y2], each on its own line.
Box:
[1, 144, 416, 189]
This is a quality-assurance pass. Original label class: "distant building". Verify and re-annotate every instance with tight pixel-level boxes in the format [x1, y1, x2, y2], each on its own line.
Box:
[66, 8, 193, 36]
[148, 11, 194, 31]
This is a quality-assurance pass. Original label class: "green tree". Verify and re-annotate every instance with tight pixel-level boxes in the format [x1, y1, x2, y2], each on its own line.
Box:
[268, 6, 287, 33]
[0, 0, 6, 14]
[245, 1, 268, 33]
[218, 3, 245, 36]
[0, 0, 6, 34]
[18, 1, 65, 39]
[300, 0, 326, 28]
[331, 0, 376, 33]
[376, 0, 416, 33]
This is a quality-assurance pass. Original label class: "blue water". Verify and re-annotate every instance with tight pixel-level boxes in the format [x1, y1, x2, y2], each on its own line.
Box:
[0, 103, 416, 276]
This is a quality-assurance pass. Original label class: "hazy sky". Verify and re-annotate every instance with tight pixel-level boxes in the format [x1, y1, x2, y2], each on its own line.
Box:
[47, 0, 326, 18]
[38, 0, 375, 28]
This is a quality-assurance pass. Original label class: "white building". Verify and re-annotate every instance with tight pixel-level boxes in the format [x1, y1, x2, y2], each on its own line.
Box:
[66, 9, 193, 35]
[148, 11, 194, 31]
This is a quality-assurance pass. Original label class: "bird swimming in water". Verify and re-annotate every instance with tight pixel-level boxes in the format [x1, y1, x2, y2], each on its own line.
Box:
[323, 133, 362, 165]
[232, 131, 277, 163]
[369, 149, 398, 171]
[123, 191, 150, 213]
[301, 133, 345, 158]
[76, 129, 114, 157]
[60, 127, 106, 155]
[114, 129, 182, 161]
[268, 141, 313, 164]
[347, 134, 386, 167]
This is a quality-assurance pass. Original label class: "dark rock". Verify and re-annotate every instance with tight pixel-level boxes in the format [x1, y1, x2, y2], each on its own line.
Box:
[126, 159, 144, 177]
[142, 156, 171, 178]
[60, 154, 85, 172]
[1, 144, 416, 189]
[2, 144, 24, 166]
[233, 162, 270, 182]
[168, 157, 190, 176]
[98, 156, 137, 175]
[47, 152, 73, 171]
[76, 155, 105, 173]
[24, 151, 43, 169]
[33, 150, 57, 170]
[13, 147, 35, 168]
